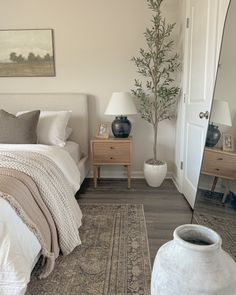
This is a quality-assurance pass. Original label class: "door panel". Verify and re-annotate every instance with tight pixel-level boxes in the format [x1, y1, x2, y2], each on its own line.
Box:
[184, 123, 206, 208]
[188, 1, 209, 102]
[182, 0, 229, 208]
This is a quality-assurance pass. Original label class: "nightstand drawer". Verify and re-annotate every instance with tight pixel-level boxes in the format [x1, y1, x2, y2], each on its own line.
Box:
[91, 137, 132, 188]
[201, 149, 236, 179]
[92, 142, 130, 163]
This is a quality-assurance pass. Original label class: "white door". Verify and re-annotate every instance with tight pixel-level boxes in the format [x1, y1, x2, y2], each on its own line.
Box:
[182, 0, 230, 208]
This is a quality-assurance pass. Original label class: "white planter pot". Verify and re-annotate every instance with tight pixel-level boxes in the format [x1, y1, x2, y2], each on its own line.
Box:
[143, 161, 167, 187]
[151, 224, 236, 295]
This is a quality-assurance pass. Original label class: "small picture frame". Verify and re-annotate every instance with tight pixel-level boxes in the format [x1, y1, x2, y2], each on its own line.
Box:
[222, 133, 234, 152]
[95, 123, 110, 139]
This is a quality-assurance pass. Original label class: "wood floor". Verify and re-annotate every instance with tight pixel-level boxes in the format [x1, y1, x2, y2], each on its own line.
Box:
[77, 178, 193, 264]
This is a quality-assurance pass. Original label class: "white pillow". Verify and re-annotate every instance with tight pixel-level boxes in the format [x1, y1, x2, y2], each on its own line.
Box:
[65, 126, 73, 140]
[17, 110, 72, 147]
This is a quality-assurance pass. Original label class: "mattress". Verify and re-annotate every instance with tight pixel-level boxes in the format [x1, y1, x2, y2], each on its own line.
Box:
[63, 141, 81, 164]
[0, 198, 41, 294]
[63, 141, 88, 184]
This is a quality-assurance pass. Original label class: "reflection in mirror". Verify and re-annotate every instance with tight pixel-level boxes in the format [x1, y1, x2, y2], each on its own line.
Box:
[193, 0, 236, 260]
[205, 99, 232, 147]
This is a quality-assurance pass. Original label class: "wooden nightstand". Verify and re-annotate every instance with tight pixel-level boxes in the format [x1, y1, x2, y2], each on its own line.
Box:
[90, 137, 132, 188]
[201, 147, 236, 202]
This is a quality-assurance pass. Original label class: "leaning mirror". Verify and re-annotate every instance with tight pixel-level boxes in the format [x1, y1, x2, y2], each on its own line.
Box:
[192, 0, 236, 260]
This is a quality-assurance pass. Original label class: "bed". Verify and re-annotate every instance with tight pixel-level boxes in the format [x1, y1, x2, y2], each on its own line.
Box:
[0, 93, 89, 294]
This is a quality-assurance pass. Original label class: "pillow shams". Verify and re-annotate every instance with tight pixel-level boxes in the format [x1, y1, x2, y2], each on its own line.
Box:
[17, 110, 72, 147]
[65, 127, 73, 141]
[0, 109, 40, 144]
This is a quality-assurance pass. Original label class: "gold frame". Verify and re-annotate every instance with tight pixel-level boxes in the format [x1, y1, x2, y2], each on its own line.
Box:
[95, 123, 110, 139]
[222, 133, 234, 152]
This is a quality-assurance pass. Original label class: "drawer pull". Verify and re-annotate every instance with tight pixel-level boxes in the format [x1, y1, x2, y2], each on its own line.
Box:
[215, 168, 220, 171]
[110, 157, 113, 160]
[110, 146, 115, 149]
[217, 158, 223, 161]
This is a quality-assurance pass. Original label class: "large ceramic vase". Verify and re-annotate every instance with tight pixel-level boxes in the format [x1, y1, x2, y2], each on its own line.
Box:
[144, 161, 167, 187]
[151, 224, 236, 295]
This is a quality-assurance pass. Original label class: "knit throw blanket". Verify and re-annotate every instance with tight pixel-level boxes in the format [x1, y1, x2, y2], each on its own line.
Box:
[0, 151, 82, 257]
[0, 168, 59, 278]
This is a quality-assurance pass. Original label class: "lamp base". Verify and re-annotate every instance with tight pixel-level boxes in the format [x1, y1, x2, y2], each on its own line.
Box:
[205, 124, 221, 147]
[112, 116, 131, 138]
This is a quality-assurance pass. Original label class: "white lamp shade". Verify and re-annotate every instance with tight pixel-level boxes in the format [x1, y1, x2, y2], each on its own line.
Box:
[210, 99, 232, 126]
[105, 92, 137, 115]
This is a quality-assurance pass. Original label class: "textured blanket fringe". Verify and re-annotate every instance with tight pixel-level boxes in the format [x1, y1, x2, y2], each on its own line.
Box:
[0, 192, 55, 278]
[39, 249, 55, 279]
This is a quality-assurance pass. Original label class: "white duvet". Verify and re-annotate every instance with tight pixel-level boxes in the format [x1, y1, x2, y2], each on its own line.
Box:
[0, 144, 81, 295]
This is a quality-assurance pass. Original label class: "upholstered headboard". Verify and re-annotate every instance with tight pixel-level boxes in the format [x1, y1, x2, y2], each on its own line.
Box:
[0, 93, 89, 156]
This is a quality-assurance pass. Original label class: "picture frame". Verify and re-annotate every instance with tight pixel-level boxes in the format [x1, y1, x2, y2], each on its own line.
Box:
[222, 133, 234, 152]
[0, 29, 55, 77]
[95, 123, 110, 139]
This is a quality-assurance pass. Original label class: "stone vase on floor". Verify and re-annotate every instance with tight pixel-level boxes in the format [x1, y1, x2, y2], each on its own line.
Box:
[151, 224, 236, 295]
[143, 161, 167, 187]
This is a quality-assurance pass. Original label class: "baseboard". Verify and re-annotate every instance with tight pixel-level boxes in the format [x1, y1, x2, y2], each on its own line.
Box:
[172, 174, 182, 193]
[87, 169, 173, 179]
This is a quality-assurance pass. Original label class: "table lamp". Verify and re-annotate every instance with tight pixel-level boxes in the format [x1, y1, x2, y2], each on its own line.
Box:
[105, 92, 137, 138]
[206, 99, 232, 147]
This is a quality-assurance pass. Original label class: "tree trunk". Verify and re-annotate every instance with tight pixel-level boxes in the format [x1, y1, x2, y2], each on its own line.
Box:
[153, 124, 158, 162]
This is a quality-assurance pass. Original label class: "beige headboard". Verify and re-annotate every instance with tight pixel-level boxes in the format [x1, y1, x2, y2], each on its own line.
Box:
[0, 93, 89, 156]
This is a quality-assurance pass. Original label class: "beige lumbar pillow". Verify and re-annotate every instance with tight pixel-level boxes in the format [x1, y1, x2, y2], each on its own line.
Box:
[0, 109, 40, 144]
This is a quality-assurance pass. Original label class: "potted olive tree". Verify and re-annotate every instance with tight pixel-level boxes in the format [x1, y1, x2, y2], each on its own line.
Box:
[131, 0, 180, 187]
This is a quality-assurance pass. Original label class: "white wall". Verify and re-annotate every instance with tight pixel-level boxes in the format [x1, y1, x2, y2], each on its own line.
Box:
[0, 0, 180, 177]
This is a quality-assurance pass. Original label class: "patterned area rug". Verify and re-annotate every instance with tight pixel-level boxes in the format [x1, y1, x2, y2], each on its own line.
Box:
[197, 189, 236, 210]
[193, 213, 236, 260]
[26, 204, 151, 295]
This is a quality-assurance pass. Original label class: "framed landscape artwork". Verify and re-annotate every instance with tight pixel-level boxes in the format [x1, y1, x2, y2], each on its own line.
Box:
[0, 29, 55, 77]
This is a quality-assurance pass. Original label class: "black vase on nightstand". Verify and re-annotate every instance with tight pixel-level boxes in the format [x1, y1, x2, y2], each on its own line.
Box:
[105, 92, 137, 137]
[112, 116, 131, 138]
[205, 124, 221, 147]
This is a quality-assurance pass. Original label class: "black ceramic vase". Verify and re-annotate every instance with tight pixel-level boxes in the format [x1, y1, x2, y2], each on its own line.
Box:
[205, 124, 221, 147]
[112, 116, 131, 138]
